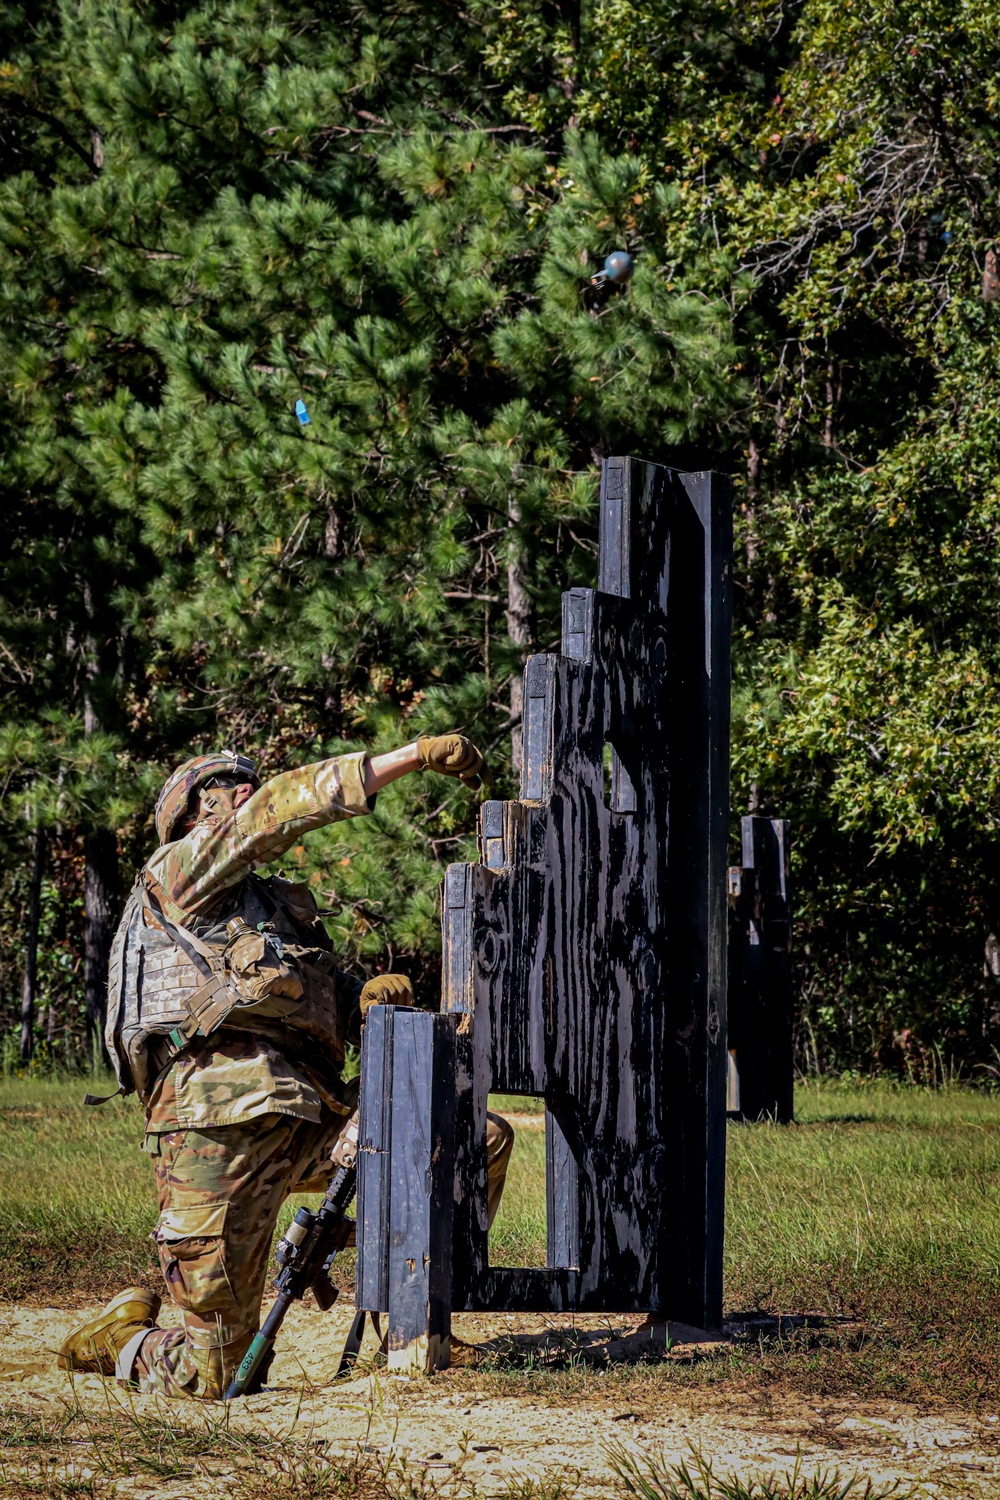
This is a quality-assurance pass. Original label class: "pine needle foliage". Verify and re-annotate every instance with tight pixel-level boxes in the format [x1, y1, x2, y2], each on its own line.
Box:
[7, 0, 1000, 1065]
[0, 1, 734, 1039]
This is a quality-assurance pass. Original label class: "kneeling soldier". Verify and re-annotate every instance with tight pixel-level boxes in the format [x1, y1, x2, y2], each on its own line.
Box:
[59, 736, 514, 1398]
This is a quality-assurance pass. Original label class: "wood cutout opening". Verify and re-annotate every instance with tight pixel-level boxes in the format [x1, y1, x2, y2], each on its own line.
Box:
[602, 740, 614, 809]
[487, 1093, 546, 1267]
[727, 1049, 741, 1114]
[604, 738, 637, 815]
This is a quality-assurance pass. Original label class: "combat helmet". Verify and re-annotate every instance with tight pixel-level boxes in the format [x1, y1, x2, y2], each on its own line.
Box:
[154, 750, 260, 845]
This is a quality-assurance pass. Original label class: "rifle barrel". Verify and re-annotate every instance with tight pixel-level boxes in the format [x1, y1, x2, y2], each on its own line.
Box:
[223, 1163, 357, 1401]
[223, 1291, 292, 1400]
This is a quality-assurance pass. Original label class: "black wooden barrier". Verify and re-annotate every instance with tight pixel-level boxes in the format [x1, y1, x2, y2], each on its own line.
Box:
[726, 817, 793, 1123]
[356, 1006, 457, 1368]
[357, 456, 733, 1369]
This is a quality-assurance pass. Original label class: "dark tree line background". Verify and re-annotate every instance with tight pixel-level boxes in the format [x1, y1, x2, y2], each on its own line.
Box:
[3, 0, 1000, 1077]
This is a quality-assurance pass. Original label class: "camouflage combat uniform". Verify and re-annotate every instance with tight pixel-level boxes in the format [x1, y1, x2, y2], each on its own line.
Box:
[121, 752, 513, 1400]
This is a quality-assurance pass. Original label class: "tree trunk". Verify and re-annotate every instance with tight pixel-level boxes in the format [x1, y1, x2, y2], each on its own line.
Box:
[80, 579, 119, 1067]
[19, 824, 46, 1064]
[506, 494, 534, 774]
[744, 434, 760, 568]
[84, 827, 118, 1067]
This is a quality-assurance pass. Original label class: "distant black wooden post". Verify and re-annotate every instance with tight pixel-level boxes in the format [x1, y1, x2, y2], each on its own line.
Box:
[357, 457, 732, 1362]
[727, 817, 793, 1123]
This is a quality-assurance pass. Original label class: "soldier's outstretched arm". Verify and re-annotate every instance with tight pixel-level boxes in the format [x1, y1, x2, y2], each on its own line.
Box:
[147, 734, 486, 918]
[365, 733, 485, 795]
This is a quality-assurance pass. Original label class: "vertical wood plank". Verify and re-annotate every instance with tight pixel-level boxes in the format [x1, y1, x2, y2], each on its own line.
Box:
[701, 470, 733, 1328]
[521, 655, 555, 802]
[442, 864, 473, 1014]
[545, 1106, 580, 1269]
[598, 456, 630, 597]
[355, 1004, 393, 1314]
[442, 861, 490, 1305]
[386, 1010, 457, 1372]
[479, 801, 506, 869]
[561, 588, 595, 663]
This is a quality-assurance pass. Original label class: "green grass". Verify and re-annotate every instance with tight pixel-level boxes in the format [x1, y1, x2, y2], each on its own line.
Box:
[721, 1079, 1000, 1405]
[0, 1075, 160, 1302]
[488, 1094, 547, 1266]
[5, 1073, 1000, 1406]
[608, 1445, 916, 1499]
[729, 1079, 1000, 1314]
[0, 1078, 545, 1301]
[0, 1395, 389, 1499]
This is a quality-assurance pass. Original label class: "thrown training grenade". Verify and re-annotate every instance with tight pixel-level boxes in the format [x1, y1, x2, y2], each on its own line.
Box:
[590, 250, 635, 287]
[295, 398, 310, 425]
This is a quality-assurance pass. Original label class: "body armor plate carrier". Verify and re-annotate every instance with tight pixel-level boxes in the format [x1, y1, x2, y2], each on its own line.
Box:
[103, 871, 361, 1103]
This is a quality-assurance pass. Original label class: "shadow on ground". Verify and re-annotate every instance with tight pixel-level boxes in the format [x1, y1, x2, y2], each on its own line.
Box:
[471, 1311, 864, 1371]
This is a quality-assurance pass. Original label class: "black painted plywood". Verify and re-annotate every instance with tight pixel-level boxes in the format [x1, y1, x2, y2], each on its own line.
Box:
[443, 458, 732, 1329]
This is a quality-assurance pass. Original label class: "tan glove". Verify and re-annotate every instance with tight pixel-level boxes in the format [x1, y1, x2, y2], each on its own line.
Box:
[417, 733, 486, 789]
[360, 972, 414, 1014]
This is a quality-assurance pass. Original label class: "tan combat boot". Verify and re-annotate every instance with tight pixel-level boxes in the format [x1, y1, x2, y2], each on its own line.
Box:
[57, 1288, 162, 1376]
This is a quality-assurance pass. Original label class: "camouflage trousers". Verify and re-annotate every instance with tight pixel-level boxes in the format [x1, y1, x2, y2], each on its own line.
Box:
[130, 1110, 514, 1400]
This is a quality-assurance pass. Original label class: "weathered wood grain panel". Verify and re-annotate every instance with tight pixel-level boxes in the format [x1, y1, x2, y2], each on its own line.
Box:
[443, 457, 732, 1328]
[356, 1006, 458, 1370]
[355, 1004, 393, 1314]
[385, 1009, 457, 1371]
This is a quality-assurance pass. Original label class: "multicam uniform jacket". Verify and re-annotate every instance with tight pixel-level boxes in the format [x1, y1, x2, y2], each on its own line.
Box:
[136, 751, 373, 1137]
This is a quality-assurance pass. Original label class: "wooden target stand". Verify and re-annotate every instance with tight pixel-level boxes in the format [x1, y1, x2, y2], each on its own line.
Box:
[727, 817, 794, 1123]
[356, 456, 733, 1370]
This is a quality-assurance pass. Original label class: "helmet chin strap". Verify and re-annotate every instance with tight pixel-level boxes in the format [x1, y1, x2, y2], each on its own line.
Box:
[198, 783, 254, 822]
[200, 788, 233, 819]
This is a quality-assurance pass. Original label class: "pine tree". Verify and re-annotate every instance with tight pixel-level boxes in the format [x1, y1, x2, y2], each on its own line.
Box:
[0, 1, 207, 1058]
[0, 1, 736, 1047]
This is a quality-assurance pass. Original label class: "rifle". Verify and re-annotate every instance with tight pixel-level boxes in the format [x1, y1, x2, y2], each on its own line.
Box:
[224, 1162, 360, 1399]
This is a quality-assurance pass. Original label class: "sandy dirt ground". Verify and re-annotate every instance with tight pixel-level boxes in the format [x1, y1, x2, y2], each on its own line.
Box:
[3, 1300, 1000, 1498]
